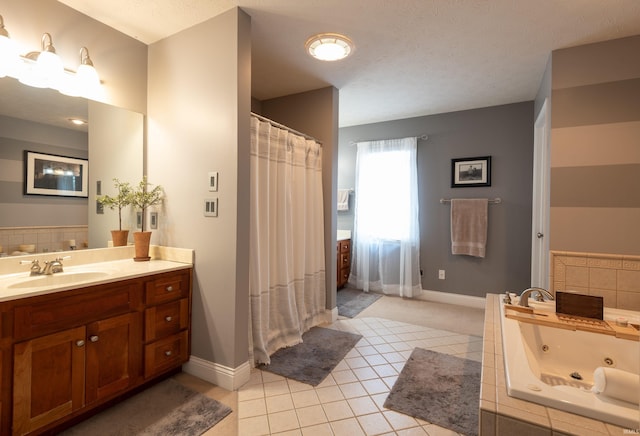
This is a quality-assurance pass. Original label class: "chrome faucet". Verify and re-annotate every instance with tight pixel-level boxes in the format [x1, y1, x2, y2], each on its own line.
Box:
[518, 287, 554, 307]
[41, 257, 65, 275]
[21, 256, 68, 276]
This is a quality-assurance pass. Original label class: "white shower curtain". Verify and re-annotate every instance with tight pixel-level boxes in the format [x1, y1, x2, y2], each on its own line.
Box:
[249, 116, 326, 365]
[348, 137, 422, 297]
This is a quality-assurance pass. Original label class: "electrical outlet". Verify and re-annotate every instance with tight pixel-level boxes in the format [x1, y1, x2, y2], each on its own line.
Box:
[438, 269, 446, 280]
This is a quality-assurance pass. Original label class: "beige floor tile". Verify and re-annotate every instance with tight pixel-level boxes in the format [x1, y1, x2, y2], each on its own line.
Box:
[330, 417, 366, 436]
[269, 409, 300, 433]
[266, 393, 295, 413]
[322, 399, 355, 421]
[353, 366, 379, 381]
[338, 381, 368, 399]
[347, 395, 380, 416]
[239, 415, 271, 436]
[316, 385, 345, 403]
[357, 412, 394, 435]
[292, 389, 321, 408]
[383, 410, 420, 430]
[296, 404, 328, 427]
[332, 368, 359, 385]
[301, 422, 334, 436]
[239, 397, 267, 418]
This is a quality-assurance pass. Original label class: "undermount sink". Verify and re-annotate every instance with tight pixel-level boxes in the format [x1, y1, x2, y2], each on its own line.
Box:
[7, 271, 111, 289]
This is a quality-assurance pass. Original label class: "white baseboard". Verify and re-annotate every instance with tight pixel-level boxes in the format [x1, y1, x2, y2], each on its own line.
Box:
[328, 307, 338, 323]
[417, 289, 486, 309]
[183, 356, 251, 391]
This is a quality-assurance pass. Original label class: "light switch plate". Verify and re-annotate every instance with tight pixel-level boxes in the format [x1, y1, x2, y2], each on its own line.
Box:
[150, 212, 158, 229]
[208, 171, 218, 192]
[204, 198, 218, 217]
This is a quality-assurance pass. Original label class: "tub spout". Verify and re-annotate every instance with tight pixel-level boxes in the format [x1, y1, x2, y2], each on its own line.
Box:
[518, 287, 554, 307]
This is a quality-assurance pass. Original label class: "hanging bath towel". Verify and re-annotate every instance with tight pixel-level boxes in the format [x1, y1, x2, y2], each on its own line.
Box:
[450, 198, 488, 258]
[337, 189, 350, 211]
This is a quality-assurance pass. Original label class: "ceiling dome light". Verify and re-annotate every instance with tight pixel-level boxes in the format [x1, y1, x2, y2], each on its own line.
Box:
[305, 33, 353, 61]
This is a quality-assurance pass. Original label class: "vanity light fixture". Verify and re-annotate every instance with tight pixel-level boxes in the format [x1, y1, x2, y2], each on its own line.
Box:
[305, 33, 354, 61]
[0, 15, 19, 78]
[59, 47, 100, 97]
[19, 32, 64, 89]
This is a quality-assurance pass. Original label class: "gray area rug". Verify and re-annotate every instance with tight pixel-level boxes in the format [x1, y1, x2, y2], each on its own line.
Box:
[259, 326, 362, 386]
[337, 288, 383, 318]
[384, 348, 481, 436]
[61, 378, 232, 435]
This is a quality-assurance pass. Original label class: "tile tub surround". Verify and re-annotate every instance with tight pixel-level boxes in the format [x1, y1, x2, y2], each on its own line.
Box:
[550, 251, 640, 310]
[0, 225, 88, 255]
[480, 294, 632, 436]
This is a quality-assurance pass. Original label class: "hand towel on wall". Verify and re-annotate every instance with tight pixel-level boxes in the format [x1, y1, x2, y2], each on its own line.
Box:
[337, 189, 350, 211]
[450, 198, 488, 258]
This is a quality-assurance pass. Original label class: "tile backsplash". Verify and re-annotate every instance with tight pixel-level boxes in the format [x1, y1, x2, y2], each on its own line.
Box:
[550, 250, 640, 310]
[0, 226, 88, 255]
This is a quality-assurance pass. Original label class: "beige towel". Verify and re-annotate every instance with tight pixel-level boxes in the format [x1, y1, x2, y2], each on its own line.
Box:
[337, 189, 350, 211]
[450, 199, 488, 258]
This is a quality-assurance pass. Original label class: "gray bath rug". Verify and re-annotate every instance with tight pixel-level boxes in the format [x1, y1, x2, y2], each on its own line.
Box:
[259, 326, 362, 386]
[61, 378, 232, 436]
[337, 288, 382, 318]
[384, 348, 481, 436]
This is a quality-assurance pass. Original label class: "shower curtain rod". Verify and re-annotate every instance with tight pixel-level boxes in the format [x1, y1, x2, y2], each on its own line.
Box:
[349, 134, 428, 145]
[251, 112, 323, 146]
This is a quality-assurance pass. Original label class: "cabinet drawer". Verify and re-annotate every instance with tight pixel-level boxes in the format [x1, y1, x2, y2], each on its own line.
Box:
[340, 252, 350, 267]
[144, 298, 189, 342]
[144, 330, 189, 378]
[13, 283, 140, 341]
[145, 271, 190, 305]
[340, 268, 350, 284]
[340, 239, 351, 253]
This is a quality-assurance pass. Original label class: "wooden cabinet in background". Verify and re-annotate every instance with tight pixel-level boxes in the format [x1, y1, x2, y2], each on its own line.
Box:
[337, 239, 351, 288]
[3, 268, 192, 436]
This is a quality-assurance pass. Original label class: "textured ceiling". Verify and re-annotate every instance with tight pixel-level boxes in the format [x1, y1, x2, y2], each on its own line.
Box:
[52, 0, 640, 126]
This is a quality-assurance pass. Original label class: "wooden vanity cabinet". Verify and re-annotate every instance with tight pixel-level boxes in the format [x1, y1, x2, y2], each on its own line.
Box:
[337, 239, 351, 288]
[1, 267, 192, 436]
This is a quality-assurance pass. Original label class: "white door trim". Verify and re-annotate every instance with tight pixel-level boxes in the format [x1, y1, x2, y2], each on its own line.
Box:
[531, 99, 550, 288]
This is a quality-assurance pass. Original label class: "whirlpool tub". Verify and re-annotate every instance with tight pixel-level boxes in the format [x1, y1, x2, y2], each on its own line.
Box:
[500, 300, 640, 429]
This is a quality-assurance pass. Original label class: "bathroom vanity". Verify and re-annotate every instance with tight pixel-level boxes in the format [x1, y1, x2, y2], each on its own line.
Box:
[337, 231, 352, 289]
[0, 246, 193, 435]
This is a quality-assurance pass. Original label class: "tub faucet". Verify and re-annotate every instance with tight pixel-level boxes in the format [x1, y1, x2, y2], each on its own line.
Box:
[518, 287, 554, 307]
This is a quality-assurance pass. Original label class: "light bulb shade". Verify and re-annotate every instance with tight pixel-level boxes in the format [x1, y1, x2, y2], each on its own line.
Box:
[0, 34, 19, 78]
[19, 33, 64, 89]
[305, 33, 354, 61]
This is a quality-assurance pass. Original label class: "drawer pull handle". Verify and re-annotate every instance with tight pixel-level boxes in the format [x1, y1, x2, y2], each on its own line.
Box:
[90, 335, 99, 343]
[164, 350, 172, 357]
[76, 340, 85, 347]
[166, 285, 174, 292]
[165, 316, 173, 322]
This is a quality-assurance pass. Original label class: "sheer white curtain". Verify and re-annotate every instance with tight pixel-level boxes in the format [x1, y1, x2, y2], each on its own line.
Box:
[348, 137, 422, 297]
[249, 116, 326, 365]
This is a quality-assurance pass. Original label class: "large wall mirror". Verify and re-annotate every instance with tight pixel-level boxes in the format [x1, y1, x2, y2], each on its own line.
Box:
[0, 77, 143, 251]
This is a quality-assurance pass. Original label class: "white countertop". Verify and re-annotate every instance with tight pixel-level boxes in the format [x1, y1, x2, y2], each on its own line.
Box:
[0, 245, 193, 302]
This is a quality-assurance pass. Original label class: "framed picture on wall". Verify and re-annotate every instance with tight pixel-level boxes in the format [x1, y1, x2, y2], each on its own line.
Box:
[24, 151, 89, 197]
[451, 156, 491, 187]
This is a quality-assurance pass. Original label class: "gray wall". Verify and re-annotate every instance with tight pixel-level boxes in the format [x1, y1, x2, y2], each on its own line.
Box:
[550, 35, 640, 255]
[147, 8, 251, 369]
[338, 102, 534, 298]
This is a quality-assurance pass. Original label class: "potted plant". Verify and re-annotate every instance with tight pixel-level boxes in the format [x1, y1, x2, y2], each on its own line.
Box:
[129, 176, 163, 261]
[97, 178, 133, 247]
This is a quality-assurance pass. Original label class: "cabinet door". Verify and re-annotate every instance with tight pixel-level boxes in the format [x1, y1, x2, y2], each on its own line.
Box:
[13, 327, 86, 436]
[86, 312, 142, 404]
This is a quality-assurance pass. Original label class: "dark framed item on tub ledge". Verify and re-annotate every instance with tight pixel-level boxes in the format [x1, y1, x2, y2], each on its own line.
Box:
[451, 156, 491, 188]
[24, 150, 89, 197]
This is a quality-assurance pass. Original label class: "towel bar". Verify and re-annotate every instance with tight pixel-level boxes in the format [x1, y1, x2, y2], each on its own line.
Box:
[440, 197, 501, 204]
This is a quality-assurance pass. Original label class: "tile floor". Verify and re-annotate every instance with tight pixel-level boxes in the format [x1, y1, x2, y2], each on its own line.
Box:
[236, 316, 484, 435]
